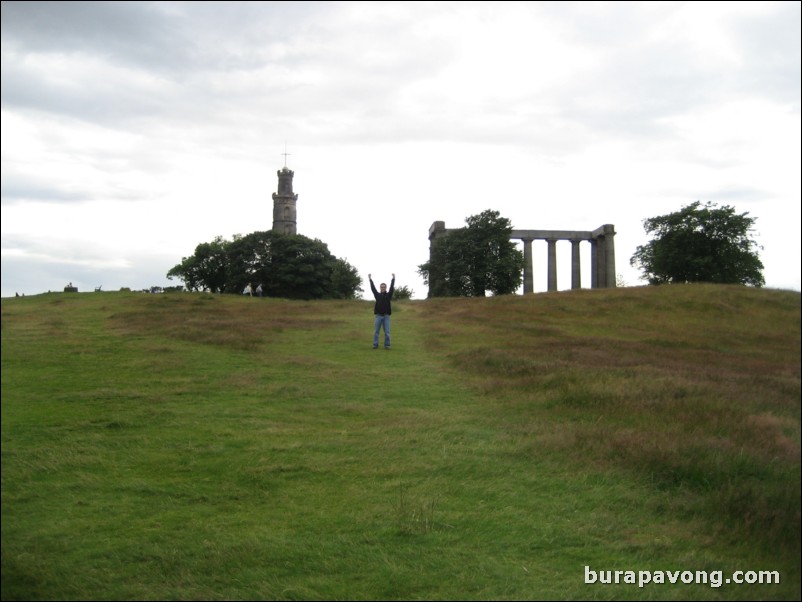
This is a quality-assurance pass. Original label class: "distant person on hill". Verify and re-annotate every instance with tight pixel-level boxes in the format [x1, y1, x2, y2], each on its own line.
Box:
[255, 283, 263, 297]
[369, 273, 395, 350]
[243, 283, 253, 296]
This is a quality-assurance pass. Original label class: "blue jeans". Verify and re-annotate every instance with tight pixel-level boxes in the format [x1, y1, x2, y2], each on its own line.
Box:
[374, 314, 391, 348]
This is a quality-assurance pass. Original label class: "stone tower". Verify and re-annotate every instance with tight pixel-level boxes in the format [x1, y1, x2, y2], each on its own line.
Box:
[272, 167, 298, 235]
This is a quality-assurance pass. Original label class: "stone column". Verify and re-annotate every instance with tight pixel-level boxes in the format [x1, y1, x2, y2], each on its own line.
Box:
[603, 225, 616, 288]
[571, 240, 581, 289]
[590, 238, 599, 289]
[596, 236, 608, 288]
[523, 239, 533, 294]
[428, 221, 447, 297]
[547, 239, 558, 292]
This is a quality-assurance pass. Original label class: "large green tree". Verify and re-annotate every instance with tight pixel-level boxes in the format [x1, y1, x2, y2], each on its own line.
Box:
[167, 231, 362, 299]
[418, 209, 524, 297]
[630, 201, 764, 286]
[328, 257, 363, 300]
[166, 236, 230, 293]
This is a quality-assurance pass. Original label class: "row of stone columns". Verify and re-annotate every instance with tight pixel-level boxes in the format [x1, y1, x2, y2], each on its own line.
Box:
[515, 225, 616, 293]
[428, 222, 616, 295]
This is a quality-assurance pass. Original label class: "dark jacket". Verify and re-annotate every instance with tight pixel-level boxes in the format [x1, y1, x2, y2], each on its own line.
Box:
[370, 278, 394, 315]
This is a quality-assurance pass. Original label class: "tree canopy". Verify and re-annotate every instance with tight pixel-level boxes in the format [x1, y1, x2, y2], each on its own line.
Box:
[167, 231, 362, 299]
[630, 201, 764, 287]
[418, 209, 524, 297]
[166, 236, 230, 293]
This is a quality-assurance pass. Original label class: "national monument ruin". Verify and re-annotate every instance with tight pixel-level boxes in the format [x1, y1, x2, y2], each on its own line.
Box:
[427, 221, 616, 296]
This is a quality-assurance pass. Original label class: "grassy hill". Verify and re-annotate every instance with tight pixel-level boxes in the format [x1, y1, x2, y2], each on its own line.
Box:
[2, 284, 799, 601]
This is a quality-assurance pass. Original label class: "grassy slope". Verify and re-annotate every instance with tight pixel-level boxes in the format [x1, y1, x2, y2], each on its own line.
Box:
[1, 285, 799, 601]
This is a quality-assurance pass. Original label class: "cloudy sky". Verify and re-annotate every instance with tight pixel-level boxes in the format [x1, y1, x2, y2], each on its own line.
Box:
[2, 1, 800, 299]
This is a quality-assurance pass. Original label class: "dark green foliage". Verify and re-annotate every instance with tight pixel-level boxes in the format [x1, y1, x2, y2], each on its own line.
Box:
[392, 285, 414, 300]
[328, 257, 363, 300]
[631, 201, 765, 286]
[167, 236, 230, 293]
[229, 231, 332, 299]
[418, 209, 524, 297]
[167, 231, 362, 299]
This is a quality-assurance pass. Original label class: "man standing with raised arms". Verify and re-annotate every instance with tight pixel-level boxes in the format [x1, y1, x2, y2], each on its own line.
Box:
[369, 273, 395, 350]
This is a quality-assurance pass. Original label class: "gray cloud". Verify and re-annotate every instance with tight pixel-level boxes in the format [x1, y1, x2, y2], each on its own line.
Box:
[1, 2, 188, 69]
[1, 179, 90, 204]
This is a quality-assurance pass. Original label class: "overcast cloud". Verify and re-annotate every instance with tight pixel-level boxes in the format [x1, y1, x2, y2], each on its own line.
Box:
[2, 1, 800, 298]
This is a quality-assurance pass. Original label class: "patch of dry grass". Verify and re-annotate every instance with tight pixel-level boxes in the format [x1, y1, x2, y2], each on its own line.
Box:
[419, 284, 801, 554]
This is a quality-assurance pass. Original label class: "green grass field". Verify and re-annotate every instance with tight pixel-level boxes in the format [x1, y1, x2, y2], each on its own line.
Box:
[2, 284, 799, 600]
